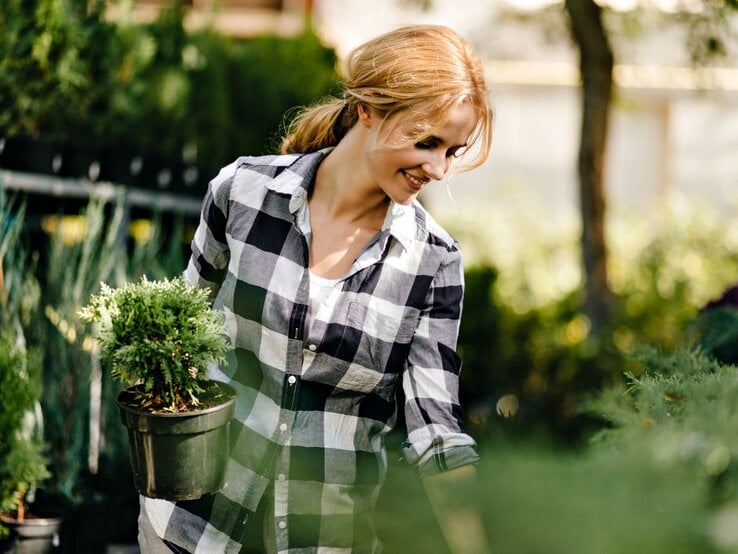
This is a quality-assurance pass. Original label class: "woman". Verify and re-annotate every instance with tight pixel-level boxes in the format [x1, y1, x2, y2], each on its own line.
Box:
[139, 24, 493, 553]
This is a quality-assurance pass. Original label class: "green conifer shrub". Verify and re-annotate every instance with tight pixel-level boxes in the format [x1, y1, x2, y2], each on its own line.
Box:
[79, 276, 233, 412]
[0, 338, 49, 536]
[689, 285, 738, 365]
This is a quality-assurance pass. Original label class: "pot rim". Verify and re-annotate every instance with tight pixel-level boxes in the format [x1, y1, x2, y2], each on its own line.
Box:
[0, 513, 63, 526]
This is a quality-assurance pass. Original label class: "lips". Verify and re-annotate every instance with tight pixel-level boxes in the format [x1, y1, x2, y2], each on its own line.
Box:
[402, 170, 428, 191]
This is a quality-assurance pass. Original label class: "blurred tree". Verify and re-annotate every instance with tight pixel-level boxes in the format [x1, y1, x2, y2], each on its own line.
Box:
[401, 0, 737, 334]
[563, 0, 614, 333]
[0, 0, 109, 140]
[0, 0, 339, 176]
[563, 0, 737, 334]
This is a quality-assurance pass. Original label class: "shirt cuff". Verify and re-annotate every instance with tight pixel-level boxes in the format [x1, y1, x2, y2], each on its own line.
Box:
[400, 439, 480, 478]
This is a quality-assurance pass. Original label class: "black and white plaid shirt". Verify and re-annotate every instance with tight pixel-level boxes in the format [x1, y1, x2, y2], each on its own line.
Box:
[141, 150, 479, 553]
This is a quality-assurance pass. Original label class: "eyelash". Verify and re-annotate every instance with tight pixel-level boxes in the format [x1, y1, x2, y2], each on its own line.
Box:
[415, 141, 461, 158]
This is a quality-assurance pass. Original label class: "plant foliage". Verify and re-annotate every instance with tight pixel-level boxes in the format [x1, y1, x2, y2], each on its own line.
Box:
[585, 346, 738, 508]
[0, 0, 339, 169]
[79, 276, 233, 412]
[0, 338, 49, 531]
[0, 191, 48, 533]
[688, 285, 738, 365]
[442, 195, 738, 443]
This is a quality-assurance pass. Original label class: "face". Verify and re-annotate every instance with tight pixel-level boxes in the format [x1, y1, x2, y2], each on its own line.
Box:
[359, 101, 479, 206]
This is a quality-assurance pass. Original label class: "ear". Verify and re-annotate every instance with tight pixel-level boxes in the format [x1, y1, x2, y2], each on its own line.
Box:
[357, 104, 374, 128]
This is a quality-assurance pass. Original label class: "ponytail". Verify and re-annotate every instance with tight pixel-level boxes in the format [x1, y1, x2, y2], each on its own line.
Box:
[280, 97, 356, 154]
[279, 25, 493, 167]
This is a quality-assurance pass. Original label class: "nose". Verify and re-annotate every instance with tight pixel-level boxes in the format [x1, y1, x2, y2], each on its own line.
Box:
[421, 151, 451, 181]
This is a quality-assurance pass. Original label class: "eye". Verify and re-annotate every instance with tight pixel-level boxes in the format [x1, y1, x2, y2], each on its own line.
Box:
[414, 139, 435, 150]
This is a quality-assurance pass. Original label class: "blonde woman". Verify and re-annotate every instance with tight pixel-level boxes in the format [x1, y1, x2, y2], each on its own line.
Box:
[139, 24, 493, 554]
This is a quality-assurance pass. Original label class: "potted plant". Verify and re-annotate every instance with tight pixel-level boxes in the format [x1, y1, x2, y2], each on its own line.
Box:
[1, 194, 61, 553]
[0, 338, 60, 554]
[79, 275, 235, 501]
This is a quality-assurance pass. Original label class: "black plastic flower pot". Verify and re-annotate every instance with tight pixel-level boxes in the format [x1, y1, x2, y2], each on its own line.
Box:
[117, 381, 236, 501]
[0, 512, 62, 554]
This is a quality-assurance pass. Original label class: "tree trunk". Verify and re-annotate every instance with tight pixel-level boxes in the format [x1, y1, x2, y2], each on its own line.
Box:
[16, 486, 26, 522]
[564, 0, 615, 332]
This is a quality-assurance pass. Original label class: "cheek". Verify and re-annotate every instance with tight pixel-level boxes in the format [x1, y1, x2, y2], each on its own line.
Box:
[366, 142, 423, 176]
[384, 147, 423, 170]
[364, 148, 386, 176]
[368, 147, 400, 174]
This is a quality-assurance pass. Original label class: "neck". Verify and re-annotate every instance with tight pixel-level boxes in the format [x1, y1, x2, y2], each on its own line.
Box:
[311, 127, 389, 224]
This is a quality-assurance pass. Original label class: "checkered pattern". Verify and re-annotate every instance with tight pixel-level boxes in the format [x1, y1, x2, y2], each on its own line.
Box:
[141, 150, 479, 553]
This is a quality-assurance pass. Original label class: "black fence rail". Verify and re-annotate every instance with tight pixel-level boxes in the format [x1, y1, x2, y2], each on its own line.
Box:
[0, 134, 213, 217]
[1, 170, 202, 217]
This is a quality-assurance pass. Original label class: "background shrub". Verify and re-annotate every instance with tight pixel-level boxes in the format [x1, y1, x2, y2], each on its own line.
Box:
[0, 0, 339, 180]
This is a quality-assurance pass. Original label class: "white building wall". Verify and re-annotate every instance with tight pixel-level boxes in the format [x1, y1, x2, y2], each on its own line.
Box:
[313, 0, 738, 220]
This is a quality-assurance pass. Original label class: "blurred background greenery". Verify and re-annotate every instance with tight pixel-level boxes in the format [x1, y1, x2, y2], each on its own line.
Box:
[2, 0, 738, 552]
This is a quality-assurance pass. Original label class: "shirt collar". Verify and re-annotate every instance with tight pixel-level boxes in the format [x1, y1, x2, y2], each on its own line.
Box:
[381, 201, 416, 252]
[263, 149, 331, 213]
[267, 148, 417, 251]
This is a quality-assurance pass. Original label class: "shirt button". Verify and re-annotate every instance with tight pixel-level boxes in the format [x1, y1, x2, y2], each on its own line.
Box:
[278, 473, 286, 481]
[278, 520, 287, 530]
[288, 375, 297, 384]
[279, 423, 288, 432]
[308, 344, 317, 352]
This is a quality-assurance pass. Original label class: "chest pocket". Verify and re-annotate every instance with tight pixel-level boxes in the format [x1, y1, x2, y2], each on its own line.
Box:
[347, 301, 416, 344]
[345, 301, 418, 378]
[323, 301, 413, 384]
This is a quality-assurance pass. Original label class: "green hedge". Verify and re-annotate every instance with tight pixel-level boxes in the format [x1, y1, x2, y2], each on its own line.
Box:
[377, 347, 738, 553]
[450, 198, 738, 443]
[0, 0, 339, 168]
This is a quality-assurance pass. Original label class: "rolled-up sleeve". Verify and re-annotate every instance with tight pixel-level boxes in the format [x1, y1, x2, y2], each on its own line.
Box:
[401, 244, 479, 478]
[184, 161, 238, 296]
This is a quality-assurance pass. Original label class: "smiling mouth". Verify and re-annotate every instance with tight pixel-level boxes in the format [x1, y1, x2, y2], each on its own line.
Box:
[402, 170, 428, 190]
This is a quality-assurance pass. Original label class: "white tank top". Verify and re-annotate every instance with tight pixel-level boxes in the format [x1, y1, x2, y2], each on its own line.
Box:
[307, 271, 339, 335]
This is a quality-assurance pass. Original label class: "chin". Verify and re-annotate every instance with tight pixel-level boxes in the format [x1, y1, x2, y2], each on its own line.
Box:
[392, 195, 417, 206]
[389, 188, 420, 205]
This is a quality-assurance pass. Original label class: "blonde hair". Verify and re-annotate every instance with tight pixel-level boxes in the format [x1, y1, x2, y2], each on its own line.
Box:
[280, 25, 493, 169]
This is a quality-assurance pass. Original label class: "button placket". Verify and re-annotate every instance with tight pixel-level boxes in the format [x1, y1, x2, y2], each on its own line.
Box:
[272, 455, 290, 549]
[301, 349, 315, 371]
[277, 372, 299, 438]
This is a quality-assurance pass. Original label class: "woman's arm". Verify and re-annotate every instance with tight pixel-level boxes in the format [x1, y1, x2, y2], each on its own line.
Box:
[184, 162, 237, 296]
[400, 238, 489, 551]
[422, 464, 491, 554]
